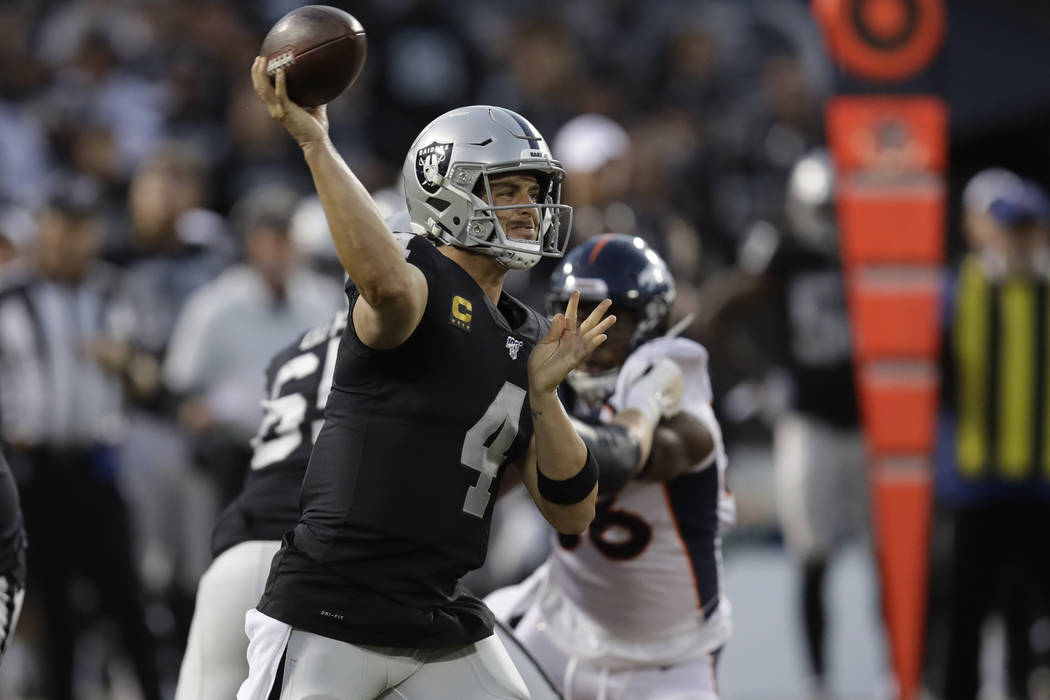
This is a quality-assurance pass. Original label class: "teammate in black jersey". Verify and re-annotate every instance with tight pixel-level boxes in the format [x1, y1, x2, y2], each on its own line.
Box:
[0, 448, 26, 666]
[175, 311, 345, 700]
[240, 61, 613, 699]
[699, 150, 866, 694]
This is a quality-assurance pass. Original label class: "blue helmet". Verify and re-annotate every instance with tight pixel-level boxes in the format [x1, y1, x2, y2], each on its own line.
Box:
[547, 233, 675, 352]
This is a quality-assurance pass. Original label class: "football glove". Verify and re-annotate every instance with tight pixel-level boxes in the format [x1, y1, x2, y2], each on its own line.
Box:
[618, 357, 684, 426]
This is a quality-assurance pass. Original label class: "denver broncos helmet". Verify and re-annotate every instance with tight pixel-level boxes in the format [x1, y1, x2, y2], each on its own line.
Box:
[548, 234, 675, 402]
[402, 105, 572, 270]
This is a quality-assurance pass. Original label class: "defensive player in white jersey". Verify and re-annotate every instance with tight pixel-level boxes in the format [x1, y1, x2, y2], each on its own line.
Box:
[488, 234, 735, 700]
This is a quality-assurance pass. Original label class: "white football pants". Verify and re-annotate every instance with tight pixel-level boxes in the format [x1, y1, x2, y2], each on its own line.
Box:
[238, 608, 531, 700]
[774, 411, 868, 562]
[175, 539, 281, 700]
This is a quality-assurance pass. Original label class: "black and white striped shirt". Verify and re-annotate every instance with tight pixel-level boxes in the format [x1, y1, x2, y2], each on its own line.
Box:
[0, 262, 132, 448]
[0, 449, 25, 586]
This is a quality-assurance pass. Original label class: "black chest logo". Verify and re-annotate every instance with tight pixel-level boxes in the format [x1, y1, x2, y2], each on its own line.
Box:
[416, 141, 453, 194]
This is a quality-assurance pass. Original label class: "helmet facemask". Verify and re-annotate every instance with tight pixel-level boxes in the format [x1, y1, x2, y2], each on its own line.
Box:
[566, 365, 620, 409]
[561, 299, 668, 409]
[428, 163, 572, 270]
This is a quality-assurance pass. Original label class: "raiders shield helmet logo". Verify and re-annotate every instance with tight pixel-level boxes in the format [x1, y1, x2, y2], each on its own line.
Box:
[416, 141, 453, 194]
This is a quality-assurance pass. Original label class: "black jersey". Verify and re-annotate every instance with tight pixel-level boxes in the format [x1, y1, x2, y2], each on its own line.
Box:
[259, 234, 549, 648]
[759, 234, 858, 427]
[0, 450, 26, 586]
[210, 311, 347, 558]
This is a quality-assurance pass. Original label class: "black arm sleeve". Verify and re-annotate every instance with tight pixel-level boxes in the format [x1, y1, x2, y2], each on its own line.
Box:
[0, 450, 26, 586]
[569, 416, 643, 495]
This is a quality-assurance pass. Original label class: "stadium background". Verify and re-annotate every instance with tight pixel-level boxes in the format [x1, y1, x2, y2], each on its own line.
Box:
[0, 0, 1048, 698]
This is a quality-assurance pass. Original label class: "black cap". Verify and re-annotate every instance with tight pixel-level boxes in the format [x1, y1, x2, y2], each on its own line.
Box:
[231, 183, 302, 237]
[43, 176, 103, 220]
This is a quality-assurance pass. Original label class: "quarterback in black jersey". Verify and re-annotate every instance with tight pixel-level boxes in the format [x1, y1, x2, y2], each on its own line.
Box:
[176, 310, 561, 700]
[241, 61, 612, 699]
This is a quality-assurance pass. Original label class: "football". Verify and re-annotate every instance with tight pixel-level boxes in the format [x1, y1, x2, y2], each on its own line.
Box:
[260, 5, 367, 107]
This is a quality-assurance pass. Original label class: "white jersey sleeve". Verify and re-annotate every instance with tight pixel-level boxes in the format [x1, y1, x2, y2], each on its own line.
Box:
[610, 336, 727, 474]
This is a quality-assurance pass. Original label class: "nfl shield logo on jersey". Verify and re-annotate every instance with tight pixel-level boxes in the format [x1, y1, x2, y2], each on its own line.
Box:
[506, 336, 523, 360]
[416, 141, 452, 194]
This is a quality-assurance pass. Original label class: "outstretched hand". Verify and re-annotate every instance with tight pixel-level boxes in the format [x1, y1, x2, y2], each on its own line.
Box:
[528, 291, 616, 395]
[250, 57, 329, 148]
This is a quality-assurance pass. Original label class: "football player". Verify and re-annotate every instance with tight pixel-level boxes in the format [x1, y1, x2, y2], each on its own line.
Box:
[698, 149, 866, 694]
[487, 234, 735, 700]
[174, 311, 342, 700]
[175, 310, 561, 700]
[240, 61, 614, 699]
[0, 448, 26, 666]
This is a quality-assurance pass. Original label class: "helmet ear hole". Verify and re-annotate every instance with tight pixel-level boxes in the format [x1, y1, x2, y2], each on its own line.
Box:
[426, 197, 450, 212]
[535, 172, 555, 201]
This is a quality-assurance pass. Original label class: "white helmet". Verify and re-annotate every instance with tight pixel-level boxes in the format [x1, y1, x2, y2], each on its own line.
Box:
[401, 105, 573, 270]
[785, 148, 837, 255]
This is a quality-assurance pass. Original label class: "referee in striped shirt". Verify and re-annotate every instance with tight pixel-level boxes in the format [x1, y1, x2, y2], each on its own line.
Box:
[0, 187, 163, 700]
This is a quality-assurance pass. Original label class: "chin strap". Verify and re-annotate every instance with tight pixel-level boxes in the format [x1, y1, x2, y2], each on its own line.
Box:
[664, 312, 695, 339]
[496, 249, 541, 270]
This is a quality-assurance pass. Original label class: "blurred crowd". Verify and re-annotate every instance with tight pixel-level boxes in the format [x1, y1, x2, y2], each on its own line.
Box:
[0, 1, 830, 695]
[0, 0, 1047, 698]
[0, 0, 831, 299]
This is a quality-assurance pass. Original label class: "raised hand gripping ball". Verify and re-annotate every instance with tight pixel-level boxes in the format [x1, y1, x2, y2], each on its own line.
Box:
[260, 5, 367, 107]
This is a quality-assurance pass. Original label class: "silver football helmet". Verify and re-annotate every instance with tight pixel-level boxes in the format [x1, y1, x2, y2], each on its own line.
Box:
[785, 148, 837, 255]
[401, 105, 573, 270]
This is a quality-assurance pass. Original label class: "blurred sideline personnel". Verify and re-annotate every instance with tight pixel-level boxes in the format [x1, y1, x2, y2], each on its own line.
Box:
[488, 234, 735, 699]
[936, 169, 1050, 699]
[176, 306, 560, 700]
[0, 447, 26, 665]
[162, 184, 343, 504]
[240, 59, 615, 699]
[0, 187, 163, 700]
[697, 149, 866, 695]
[115, 144, 234, 645]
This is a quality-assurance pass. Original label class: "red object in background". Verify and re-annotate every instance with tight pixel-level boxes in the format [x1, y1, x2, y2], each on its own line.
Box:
[820, 1, 947, 694]
[858, 363, 940, 453]
[827, 97, 948, 176]
[850, 272, 941, 360]
[839, 186, 945, 265]
[814, 0, 946, 83]
[872, 470, 933, 700]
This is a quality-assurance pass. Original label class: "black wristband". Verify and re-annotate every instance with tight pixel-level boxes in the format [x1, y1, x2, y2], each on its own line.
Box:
[537, 448, 599, 505]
